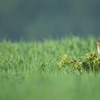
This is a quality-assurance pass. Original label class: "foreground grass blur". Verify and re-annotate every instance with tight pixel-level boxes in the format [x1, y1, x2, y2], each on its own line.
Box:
[0, 36, 100, 100]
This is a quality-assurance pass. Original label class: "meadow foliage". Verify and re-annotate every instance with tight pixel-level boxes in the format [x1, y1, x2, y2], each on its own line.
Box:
[0, 36, 100, 100]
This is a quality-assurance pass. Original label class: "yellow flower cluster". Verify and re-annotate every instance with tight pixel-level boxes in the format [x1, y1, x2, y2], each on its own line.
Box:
[58, 52, 100, 73]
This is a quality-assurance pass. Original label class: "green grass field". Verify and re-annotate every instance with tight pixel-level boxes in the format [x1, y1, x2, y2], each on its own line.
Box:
[0, 36, 100, 100]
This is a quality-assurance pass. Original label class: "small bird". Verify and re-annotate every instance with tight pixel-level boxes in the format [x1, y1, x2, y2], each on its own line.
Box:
[97, 40, 100, 54]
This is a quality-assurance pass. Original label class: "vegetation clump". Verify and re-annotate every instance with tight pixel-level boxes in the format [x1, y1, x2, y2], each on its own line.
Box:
[58, 52, 100, 73]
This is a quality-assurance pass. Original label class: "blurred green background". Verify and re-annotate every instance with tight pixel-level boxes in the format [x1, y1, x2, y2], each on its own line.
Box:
[0, 0, 100, 41]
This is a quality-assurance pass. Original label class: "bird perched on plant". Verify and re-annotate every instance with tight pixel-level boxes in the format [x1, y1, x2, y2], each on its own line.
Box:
[97, 40, 100, 54]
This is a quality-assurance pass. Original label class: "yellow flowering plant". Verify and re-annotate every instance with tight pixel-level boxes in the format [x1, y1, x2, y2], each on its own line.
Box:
[58, 51, 100, 73]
